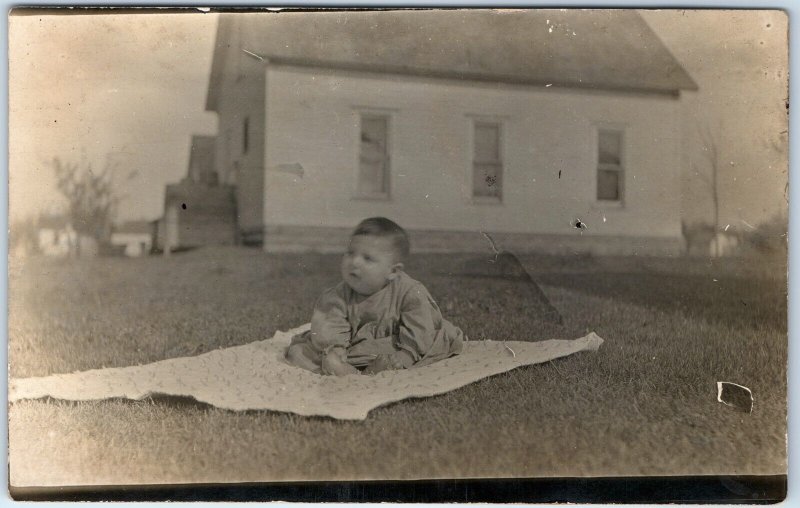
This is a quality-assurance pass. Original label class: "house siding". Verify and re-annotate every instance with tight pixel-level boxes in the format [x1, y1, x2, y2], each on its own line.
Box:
[261, 64, 683, 254]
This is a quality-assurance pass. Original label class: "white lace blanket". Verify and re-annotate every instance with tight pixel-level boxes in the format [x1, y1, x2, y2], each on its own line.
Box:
[9, 324, 603, 420]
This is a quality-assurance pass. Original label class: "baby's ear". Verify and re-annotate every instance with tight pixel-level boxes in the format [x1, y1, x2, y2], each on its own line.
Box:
[388, 262, 404, 279]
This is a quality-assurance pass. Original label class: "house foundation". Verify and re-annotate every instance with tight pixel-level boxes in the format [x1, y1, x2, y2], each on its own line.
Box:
[261, 224, 683, 256]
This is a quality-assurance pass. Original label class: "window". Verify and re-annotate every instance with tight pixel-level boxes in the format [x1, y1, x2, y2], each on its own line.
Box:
[472, 121, 503, 201]
[597, 129, 623, 202]
[357, 114, 390, 197]
[243, 117, 249, 154]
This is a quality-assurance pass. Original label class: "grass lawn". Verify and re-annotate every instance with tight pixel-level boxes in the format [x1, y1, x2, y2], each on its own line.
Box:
[8, 246, 787, 486]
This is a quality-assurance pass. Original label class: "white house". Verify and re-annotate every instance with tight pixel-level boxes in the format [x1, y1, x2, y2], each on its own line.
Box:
[205, 10, 697, 255]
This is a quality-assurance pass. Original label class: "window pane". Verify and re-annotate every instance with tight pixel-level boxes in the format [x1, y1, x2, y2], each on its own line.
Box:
[362, 117, 387, 149]
[358, 158, 385, 194]
[359, 116, 389, 195]
[597, 168, 620, 200]
[474, 123, 500, 162]
[472, 121, 502, 199]
[473, 162, 502, 198]
[598, 130, 621, 165]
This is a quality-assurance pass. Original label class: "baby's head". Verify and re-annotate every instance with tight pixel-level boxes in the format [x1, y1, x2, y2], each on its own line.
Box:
[341, 217, 410, 296]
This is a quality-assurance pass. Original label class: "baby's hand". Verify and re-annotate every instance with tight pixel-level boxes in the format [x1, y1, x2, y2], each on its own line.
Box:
[363, 354, 403, 375]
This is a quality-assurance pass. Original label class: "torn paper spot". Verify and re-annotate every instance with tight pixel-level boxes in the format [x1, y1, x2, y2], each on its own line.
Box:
[481, 231, 501, 258]
[242, 49, 265, 61]
[717, 381, 753, 413]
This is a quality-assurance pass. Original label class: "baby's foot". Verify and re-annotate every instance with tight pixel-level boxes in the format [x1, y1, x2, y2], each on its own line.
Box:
[321, 351, 359, 376]
[363, 354, 402, 375]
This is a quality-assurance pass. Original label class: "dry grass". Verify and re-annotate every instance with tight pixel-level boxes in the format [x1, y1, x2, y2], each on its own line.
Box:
[8, 247, 787, 486]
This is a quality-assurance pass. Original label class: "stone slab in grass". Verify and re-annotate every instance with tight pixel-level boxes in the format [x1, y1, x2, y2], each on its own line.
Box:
[9, 324, 604, 420]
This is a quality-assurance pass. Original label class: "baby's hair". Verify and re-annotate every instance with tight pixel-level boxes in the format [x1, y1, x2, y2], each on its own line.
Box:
[352, 217, 410, 262]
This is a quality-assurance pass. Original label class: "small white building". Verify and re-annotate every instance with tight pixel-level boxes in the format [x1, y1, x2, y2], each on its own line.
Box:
[709, 232, 741, 257]
[111, 221, 154, 257]
[37, 216, 77, 257]
[205, 10, 697, 255]
[38, 225, 75, 257]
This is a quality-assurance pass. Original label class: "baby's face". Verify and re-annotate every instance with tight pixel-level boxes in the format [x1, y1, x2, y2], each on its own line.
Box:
[341, 235, 400, 296]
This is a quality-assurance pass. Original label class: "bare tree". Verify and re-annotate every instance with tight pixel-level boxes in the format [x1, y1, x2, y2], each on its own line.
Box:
[695, 124, 721, 257]
[50, 155, 134, 256]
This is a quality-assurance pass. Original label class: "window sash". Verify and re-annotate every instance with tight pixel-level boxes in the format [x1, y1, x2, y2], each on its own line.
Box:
[357, 115, 390, 197]
[598, 130, 622, 165]
[473, 162, 503, 198]
[596, 127, 624, 202]
[597, 164, 622, 201]
[472, 122, 503, 200]
[474, 122, 501, 163]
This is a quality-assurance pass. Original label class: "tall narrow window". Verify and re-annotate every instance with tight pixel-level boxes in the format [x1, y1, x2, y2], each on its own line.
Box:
[472, 121, 503, 200]
[357, 114, 390, 197]
[597, 129, 623, 201]
[243, 117, 250, 154]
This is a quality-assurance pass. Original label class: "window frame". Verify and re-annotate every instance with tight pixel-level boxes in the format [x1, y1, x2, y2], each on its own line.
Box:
[594, 125, 626, 206]
[353, 108, 394, 201]
[468, 116, 506, 205]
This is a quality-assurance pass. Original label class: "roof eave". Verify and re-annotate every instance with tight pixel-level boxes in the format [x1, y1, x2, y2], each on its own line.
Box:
[266, 56, 689, 96]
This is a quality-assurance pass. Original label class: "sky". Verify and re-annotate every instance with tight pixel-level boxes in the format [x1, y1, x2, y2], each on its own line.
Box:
[641, 9, 788, 230]
[9, 11, 219, 224]
[8, 9, 789, 230]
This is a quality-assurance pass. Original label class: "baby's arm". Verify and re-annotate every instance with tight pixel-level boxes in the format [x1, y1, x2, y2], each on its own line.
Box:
[285, 287, 354, 375]
[309, 287, 352, 353]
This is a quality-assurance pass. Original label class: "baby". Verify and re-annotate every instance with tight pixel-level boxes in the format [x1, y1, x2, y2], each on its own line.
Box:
[285, 217, 464, 376]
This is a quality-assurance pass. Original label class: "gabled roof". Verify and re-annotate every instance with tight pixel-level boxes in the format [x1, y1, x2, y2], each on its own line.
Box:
[207, 9, 697, 111]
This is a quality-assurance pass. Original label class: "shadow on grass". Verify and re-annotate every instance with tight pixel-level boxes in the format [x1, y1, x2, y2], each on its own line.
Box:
[142, 394, 356, 422]
[23, 394, 220, 412]
[535, 271, 786, 333]
[427, 251, 785, 334]
[137, 394, 347, 422]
